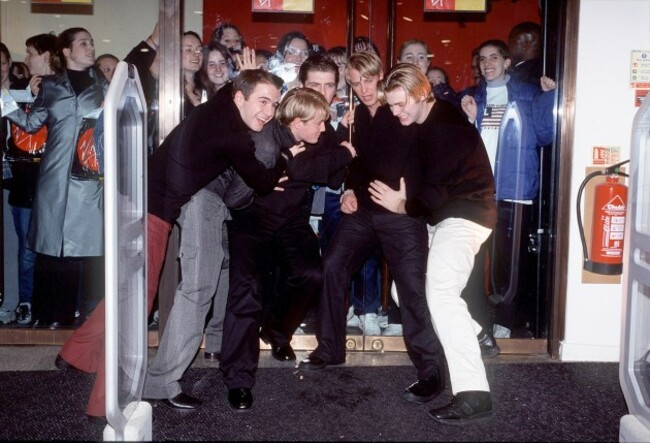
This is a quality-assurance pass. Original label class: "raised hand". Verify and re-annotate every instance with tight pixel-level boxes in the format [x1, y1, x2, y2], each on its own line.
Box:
[29, 75, 42, 96]
[235, 47, 257, 72]
[540, 75, 557, 92]
[461, 95, 478, 123]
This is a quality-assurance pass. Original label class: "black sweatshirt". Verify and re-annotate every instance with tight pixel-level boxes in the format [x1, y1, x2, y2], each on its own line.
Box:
[147, 92, 287, 224]
[405, 99, 497, 229]
[252, 120, 353, 219]
[337, 103, 420, 214]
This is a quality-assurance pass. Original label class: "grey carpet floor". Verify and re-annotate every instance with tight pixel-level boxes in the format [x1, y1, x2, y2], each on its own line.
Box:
[0, 362, 627, 441]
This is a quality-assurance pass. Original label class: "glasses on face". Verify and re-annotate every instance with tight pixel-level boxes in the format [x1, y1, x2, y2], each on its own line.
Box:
[285, 46, 310, 59]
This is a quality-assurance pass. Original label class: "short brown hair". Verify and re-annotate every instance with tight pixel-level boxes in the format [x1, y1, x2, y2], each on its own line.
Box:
[232, 69, 283, 100]
[298, 54, 339, 86]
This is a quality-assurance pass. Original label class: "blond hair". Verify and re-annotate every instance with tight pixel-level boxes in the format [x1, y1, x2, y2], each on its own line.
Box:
[345, 51, 385, 105]
[384, 63, 433, 103]
[275, 87, 330, 126]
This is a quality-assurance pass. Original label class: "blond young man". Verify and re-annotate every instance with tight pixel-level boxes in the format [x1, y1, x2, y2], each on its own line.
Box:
[299, 52, 447, 409]
[221, 87, 355, 411]
[370, 63, 496, 424]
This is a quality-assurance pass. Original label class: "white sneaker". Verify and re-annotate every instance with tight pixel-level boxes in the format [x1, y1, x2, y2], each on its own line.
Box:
[382, 323, 403, 336]
[359, 313, 381, 335]
[377, 313, 388, 328]
[346, 306, 359, 328]
[492, 324, 511, 339]
[15, 302, 32, 325]
[0, 308, 16, 325]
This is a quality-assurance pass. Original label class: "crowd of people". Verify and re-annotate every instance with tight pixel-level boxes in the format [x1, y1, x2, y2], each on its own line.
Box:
[0, 19, 555, 426]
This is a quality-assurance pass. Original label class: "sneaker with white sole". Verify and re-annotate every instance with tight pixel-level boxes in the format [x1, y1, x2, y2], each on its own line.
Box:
[359, 313, 381, 335]
[14, 302, 32, 325]
[347, 306, 360, 328]
[382, 323, 403, 336]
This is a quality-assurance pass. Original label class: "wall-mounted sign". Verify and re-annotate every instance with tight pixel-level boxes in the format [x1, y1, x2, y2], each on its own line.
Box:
[32, 0, 93, 4]
[252, 0, 314, 13]
[424, 0, 487, 13]
[631, 50, 650, 89]
[592, 146, 621, 166]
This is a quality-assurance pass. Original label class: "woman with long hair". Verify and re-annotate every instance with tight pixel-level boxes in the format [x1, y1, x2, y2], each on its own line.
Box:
[3, 27, 107, 419]
[198, 41, 234, 100]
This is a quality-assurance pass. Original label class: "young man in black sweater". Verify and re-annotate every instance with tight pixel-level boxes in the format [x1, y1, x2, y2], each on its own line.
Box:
[369, 63, 496, 424]
[298, 52, 447, 408]
[57, 69, 297, 419]
[220, 85, 355, 411]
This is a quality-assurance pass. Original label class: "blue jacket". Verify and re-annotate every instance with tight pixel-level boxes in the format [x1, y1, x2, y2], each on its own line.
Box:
[469, 78, 554, 201]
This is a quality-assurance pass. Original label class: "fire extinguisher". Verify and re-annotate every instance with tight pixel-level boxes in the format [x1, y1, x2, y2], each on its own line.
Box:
[577, 159, 630, 275]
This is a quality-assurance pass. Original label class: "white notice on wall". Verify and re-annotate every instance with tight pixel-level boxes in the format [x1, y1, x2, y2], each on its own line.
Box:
[631, 50, 650, 89]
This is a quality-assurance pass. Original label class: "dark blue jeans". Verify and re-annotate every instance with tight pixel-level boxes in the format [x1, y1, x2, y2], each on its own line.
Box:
[10, 205, 35, 304]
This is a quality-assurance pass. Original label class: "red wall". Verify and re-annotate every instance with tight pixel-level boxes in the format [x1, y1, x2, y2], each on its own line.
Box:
[393, 0, 541, 91]
[202, 0, 349, 53]
[203, 0, 541, 91]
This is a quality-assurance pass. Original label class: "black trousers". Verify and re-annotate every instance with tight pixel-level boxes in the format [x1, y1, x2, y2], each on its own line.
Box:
[32, 254, 104, 325]
[314, 207, 445, 379]
[220, 206, 322, 389]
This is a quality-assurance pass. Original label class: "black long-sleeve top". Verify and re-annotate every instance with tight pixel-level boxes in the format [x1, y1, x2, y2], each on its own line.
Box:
[405, 99, 497, 229]
[337, 103, 420, 213]
[253, 120, 353, 219]
[147, 92, 287, 224]
[124, 40, 157, 106]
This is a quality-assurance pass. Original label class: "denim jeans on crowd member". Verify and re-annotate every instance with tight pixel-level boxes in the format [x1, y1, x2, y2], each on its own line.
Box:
[11, 205, 35, 304]
[350, 252, 381, 316]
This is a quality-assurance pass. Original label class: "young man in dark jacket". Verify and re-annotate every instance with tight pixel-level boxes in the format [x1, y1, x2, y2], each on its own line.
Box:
[56, 69, 296, 420]
[221, 85, 355, 411]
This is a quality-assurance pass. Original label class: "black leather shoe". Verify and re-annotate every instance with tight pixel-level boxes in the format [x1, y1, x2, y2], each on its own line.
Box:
[204, 352, 221, 361]
[428, 391, 492, 425]
[402, 372, 445, 404]
[227, 388, 253, 411]
[159, 392, 202, 411]
[298, 354, 327, 371]
[478, 333, 500, 359]
[54, 354, 79, 372]
[271, 345, 296, 361]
